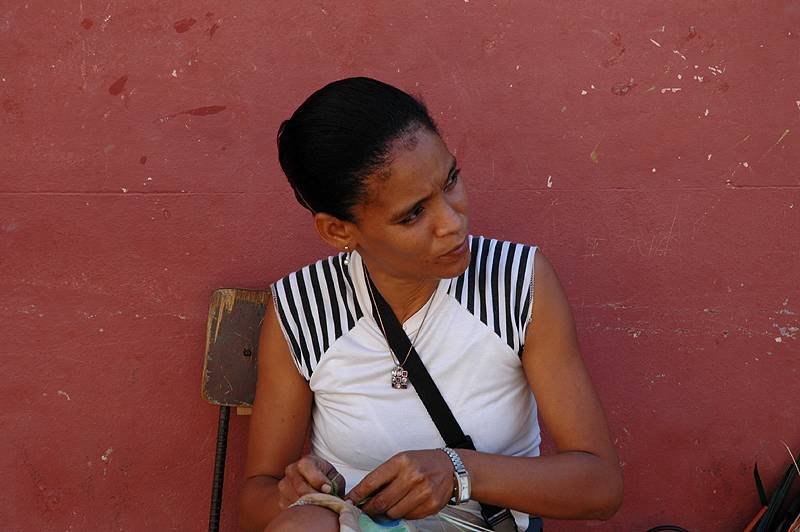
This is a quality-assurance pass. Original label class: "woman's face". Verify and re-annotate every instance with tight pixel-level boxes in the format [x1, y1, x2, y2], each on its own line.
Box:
[349, 126, 470, 283]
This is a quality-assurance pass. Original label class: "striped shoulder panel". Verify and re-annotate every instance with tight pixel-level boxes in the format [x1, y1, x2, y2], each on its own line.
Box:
[270, 253, 364, 380]
[447, 236, 537, 356]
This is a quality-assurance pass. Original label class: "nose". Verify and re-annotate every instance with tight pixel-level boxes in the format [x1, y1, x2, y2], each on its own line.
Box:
[433, 195, 464, 238]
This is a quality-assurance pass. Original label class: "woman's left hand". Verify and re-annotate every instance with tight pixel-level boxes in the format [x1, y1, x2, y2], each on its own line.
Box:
[345, 449, 455, 519]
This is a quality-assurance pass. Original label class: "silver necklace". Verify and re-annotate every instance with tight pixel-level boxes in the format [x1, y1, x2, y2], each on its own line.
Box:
[364, 266, 435, 389]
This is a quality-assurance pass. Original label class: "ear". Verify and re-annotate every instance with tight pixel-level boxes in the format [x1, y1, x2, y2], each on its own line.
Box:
[313, 212, 358, 252]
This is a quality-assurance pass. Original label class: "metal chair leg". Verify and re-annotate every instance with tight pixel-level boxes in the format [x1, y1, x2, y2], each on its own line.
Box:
[209, 405, 230, 532]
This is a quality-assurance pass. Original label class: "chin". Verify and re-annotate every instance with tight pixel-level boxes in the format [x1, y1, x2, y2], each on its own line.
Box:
[434, 254, 471, 279]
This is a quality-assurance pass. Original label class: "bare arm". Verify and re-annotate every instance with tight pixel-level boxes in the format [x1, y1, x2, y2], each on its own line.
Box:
[459, 249, 623, 519]
[348, 249, 622, 520]
[238, 298, 318, 531]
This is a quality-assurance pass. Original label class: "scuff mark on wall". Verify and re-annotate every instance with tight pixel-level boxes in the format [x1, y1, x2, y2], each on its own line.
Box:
[612, 78, 636, 96]
[763, 129, 790, 157]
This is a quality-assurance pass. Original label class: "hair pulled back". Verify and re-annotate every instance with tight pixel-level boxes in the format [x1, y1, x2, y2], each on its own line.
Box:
[277, 77, 439, 222]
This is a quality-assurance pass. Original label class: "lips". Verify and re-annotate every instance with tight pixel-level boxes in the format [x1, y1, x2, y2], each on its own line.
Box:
[441, 237, 468, 257]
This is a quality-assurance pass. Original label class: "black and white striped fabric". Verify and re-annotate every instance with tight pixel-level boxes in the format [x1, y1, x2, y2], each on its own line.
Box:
[447, 236, 535, 357]
[270, 253, 363, 377]
[271, 235, 536, 380]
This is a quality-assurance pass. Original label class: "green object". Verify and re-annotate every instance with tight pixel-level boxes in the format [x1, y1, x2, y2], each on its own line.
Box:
[328, 477, 342, 497]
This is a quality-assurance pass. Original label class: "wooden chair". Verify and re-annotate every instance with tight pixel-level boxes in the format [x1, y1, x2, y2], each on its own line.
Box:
[201, 288, 269, 532]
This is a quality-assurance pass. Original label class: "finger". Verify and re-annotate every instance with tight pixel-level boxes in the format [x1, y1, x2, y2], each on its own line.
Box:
[385, 489, 438, 521]
[289, 470, 319, 497]
[359, 478, 408, 516]
[284, 463, 318, 499]
[345, 460, 398, 505]
[277, 477, 301, 509]
[312, 457, 347, 495]
[297, 457, 334, 493]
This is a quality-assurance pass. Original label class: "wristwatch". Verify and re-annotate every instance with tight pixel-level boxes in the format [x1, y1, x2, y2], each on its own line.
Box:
[440, 447, 470, 504]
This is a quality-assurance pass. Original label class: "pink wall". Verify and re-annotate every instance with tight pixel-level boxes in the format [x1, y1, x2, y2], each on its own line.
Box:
[2, 1, 798, 530]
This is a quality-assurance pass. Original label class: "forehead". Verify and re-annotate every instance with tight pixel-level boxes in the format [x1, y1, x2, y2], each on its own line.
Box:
[363, 128, 453, 212]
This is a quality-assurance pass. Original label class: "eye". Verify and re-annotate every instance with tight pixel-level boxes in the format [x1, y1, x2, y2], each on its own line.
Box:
[444, 169, 461, 190]
[400, 205, 424, 225]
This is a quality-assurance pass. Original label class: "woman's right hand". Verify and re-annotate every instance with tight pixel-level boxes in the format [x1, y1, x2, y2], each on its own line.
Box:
[278, 455, 346, 509]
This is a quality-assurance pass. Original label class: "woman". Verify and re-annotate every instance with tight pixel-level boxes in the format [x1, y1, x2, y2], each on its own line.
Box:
[239, 77, 622, 532]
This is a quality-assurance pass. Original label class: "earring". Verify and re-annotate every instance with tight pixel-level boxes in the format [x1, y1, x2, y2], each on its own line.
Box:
[343, 245, 350, 266]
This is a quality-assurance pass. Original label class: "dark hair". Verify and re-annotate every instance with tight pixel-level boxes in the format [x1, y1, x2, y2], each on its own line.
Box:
[277, 77, 440, 222]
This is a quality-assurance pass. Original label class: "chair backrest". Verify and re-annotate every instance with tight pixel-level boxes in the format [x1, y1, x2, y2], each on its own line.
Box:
[201, 288, 270, 409]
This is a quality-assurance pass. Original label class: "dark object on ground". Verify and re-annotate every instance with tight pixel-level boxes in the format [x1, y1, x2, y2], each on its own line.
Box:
[748, 448, 800, 532]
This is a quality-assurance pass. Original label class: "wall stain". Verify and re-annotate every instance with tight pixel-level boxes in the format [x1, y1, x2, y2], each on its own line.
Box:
[21, 447, 63, 513]
[108, 75, 128, 96]
[186, 105, 226, 116]
[2, 98, 23, 117]
[155, 105, 227, 123]
[81, 18, 94, 30]
[173, 17, 196, 33]
[602, 32, 626, 67]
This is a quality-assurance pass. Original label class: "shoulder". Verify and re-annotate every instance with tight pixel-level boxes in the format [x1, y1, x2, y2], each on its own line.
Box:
[524, 248, 573, 346]
[269, 252, 364, 380]
[270, 252, 356, 307]
[447, 235, 539, 355]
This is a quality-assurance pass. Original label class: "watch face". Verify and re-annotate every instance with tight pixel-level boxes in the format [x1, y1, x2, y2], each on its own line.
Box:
[456, 473, 470, 503]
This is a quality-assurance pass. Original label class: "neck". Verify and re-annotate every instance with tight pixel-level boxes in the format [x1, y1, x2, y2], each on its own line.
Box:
[364, 264, 439, 323]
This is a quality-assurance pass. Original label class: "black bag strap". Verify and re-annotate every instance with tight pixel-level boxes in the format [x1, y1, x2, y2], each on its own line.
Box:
[364, 267, 519, 531]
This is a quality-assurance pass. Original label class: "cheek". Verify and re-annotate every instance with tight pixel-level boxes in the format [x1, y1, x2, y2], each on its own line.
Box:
[394, 230, 434, 259]
[386, 232, 426, 256]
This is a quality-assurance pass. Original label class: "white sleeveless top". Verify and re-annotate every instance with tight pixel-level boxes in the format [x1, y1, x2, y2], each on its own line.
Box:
[271, 235, 540, 528]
